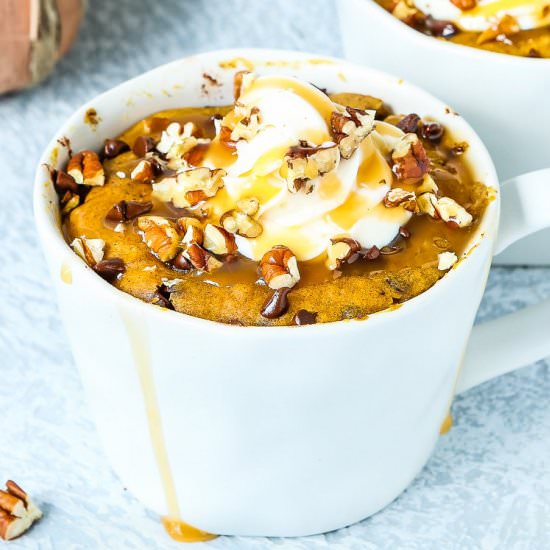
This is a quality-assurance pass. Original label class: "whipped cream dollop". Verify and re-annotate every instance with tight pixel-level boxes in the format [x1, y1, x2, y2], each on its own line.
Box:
[414, 0, 550, 32]
[200, 75, 411, 262]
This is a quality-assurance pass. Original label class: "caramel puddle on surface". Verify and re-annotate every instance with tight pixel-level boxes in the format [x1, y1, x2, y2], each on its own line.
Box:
[439, 413, 453, 435]
[60, 261, 72, 284]
[120, 310, 217, 543]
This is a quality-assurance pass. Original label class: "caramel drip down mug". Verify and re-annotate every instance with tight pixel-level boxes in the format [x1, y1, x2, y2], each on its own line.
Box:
[34, 50, 550, 537]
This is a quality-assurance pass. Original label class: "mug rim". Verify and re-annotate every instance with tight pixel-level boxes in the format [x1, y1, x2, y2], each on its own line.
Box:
[360, 0, 550, 65]
[33, 47, 500, 333]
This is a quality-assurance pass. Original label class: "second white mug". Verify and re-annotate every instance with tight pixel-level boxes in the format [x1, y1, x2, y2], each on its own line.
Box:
[337, 0, 550, 265]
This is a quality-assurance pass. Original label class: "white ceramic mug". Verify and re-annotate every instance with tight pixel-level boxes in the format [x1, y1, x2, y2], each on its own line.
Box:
[336, 0, 550, 265]
[33, 49, 550, 538]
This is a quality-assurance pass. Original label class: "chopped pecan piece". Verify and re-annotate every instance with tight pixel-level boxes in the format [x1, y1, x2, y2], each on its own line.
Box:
[67, 150, 105, 186]
[477, 14, 520, 45]
[221, 208, 262, 238]
[417, 192, 440, 218]
[0, 480, 42, 541]
[203, 224, 237, 255]
[392, 0, 419, 23]
[284, 142, 340, 193]
[450, 0, 476, 10]
[181, 222, 204, 247]
[130, 159, 155, 183]
[383, 188, 418, 212]
[417, 173, 439, 195]
[328, 93, 387, 116]
[236, 197, 260, 216]
[326, 238, 361, 271]
[184, 142, 210, 167]
[417, 193, 472, 228]
[391, 133, 429, 180]
[106, 200, 152, 222]
[152, 167, 225, 208]
[70, 236, 105, 266]
[434, 197, 473, 228]
[330, 105, 375, 159]
[230, 104, 262, 142]
[183, 242, 223, 272]
[233, 70, 255, 101]
[176, 216, 203, 234]
[260, 246, 301, 290]
[60, 191, 80, 215]
[156, 122, 208, 170]
[137, 216, 180, 262]
[438, 251, 458, 271]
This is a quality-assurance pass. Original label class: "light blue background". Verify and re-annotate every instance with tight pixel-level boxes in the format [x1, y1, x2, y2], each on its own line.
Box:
[1, 1, 549, 548]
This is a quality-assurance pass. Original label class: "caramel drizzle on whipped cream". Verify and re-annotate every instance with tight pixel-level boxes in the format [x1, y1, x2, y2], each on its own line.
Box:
[146, 72, 415, 265]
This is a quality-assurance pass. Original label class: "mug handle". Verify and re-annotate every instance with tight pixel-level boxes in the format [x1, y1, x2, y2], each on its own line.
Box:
[457, 168, 550, 394]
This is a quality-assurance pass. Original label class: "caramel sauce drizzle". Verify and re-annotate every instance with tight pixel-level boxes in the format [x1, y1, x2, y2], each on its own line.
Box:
[60, 261, 72, 284]
[121, 311, 217, 542]
[439, 413, 453, 435]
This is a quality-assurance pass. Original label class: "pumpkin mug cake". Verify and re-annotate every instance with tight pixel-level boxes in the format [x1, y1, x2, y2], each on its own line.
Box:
[377, 0, 550, 57]
[51, 72, 488, 326]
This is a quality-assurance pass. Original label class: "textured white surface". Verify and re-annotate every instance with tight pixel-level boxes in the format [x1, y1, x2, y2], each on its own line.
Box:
[1, 0, 549, 548]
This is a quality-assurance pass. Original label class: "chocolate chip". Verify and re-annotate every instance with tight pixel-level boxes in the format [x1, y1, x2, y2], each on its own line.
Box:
[106, 200, 152, 222]
[132, 136, 156, 157]
[105, 202, 125, 222]
[420, 122, 444, 142]
[399, 226, 411, 239]
[55, 170, 78, 193]
[397, 113, 421, 134]
[151, 284, 175, 309]
[103, 139, 129, 159]
[93, 258, 125, 282]
[527, 48, 542, 58]
[149, 157, 164, 176]
[151, 293, 172, 309]
[424, 16, 458, 38]
[172, 251, 192, 271]
[363, 246, 380, 261]
[292, 309, 318, 326]
[125, 200, 153, 219]
[261, 288, 291, 319]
